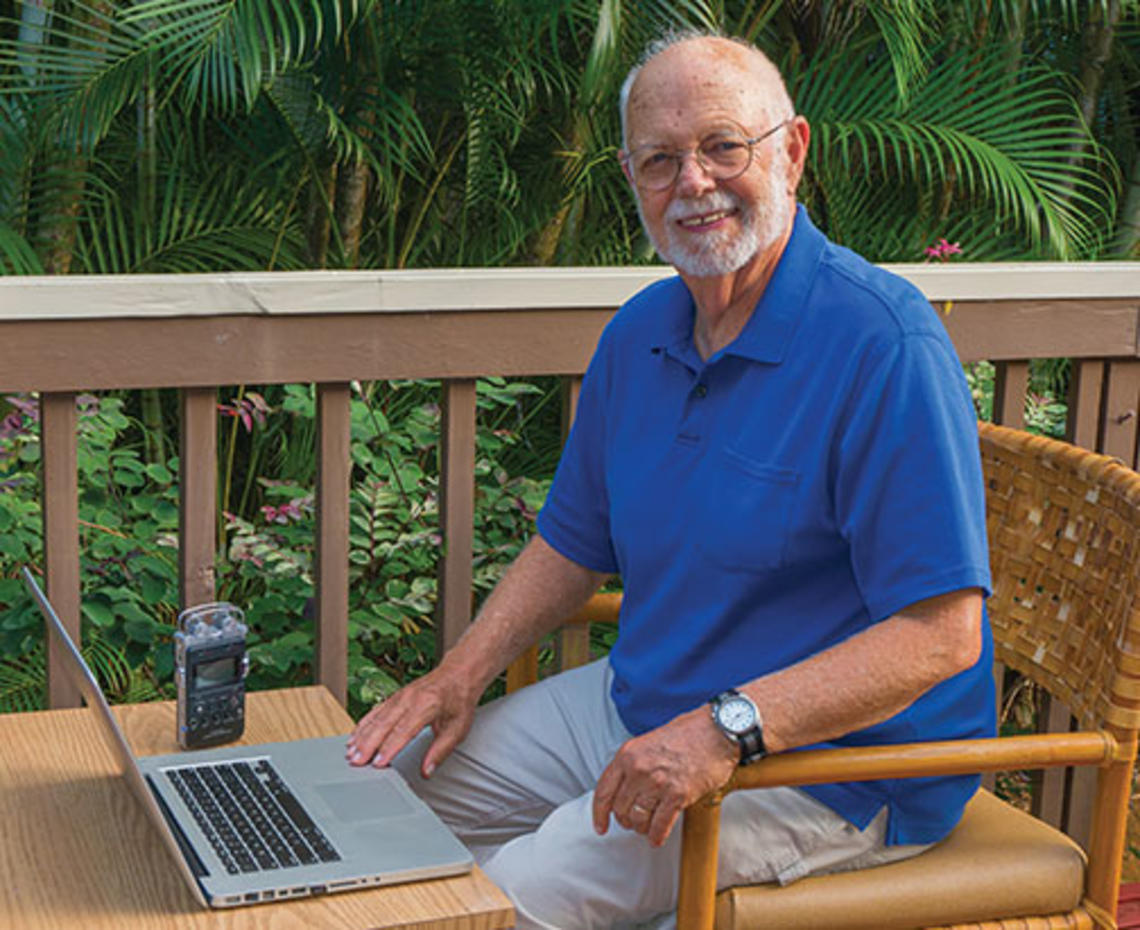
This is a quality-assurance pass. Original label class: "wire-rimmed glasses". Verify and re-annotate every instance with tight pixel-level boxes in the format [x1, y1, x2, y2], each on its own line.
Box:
[622, 119, 792, 192]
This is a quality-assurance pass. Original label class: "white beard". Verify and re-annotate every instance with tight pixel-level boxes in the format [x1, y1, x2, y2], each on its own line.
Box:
[639, 166, 791, 278]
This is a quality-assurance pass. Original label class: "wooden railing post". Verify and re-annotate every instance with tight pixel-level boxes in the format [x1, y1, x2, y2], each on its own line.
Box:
[981, 661, 1005, 792]
[40, 392, 81, 709]
[315, 383, 351, 705]
[179, 388, 217, 609]
[1032, 695, 1073, 829]
[560, 376, 582, 437]
[1100, 360, 1140, 468]
[992, 361, 1029, 428]
[1066, 359, 1105, 451]
[552, 375, 587, 676]
[436, 379, 477, 657]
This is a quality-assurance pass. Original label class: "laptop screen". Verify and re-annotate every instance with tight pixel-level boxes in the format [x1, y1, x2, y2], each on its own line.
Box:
[22, 567, 209, 904]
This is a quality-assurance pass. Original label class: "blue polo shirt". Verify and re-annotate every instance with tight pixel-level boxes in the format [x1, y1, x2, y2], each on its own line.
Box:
[536, 206, 994, 845]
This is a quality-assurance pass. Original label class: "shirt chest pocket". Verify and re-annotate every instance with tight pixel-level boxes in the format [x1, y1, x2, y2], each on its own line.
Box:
[693, 448, 800, 573]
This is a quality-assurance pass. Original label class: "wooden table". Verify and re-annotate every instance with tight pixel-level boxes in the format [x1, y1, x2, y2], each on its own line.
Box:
[0, 686, 515, 930]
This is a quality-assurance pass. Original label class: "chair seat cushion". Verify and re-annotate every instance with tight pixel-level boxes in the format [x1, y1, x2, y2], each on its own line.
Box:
[715, 788, 1086, 930]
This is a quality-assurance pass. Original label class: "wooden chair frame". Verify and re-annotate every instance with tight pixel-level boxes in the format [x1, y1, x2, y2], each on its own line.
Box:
[506, 423, 1140, 929]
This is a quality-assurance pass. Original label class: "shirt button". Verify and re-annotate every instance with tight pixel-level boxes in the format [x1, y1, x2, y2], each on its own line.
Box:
[694, 384, 708, 398]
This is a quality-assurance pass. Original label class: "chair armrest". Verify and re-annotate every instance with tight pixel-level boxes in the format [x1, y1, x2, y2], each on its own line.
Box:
[725, 730, 1127, 795]
[564, 591, 622, 625]
[677, 730, 1130, 930]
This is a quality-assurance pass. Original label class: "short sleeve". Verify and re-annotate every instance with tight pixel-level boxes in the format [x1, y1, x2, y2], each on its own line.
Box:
[536, 334, 619, 574]
[834, 332, 991, 622]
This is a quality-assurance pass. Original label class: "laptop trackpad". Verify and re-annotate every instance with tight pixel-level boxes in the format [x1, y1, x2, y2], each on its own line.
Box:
[315, 779, 414, 822]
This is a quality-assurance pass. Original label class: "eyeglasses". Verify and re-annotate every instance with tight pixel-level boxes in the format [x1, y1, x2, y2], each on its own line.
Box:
[622, 119, 792, 192]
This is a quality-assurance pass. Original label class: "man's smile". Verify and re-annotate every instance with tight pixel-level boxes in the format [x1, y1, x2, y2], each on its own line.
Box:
[677, 209, 735, 230]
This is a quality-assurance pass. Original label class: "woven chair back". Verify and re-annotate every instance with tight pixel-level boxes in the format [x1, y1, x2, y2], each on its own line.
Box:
[980, 422, 1140, 735]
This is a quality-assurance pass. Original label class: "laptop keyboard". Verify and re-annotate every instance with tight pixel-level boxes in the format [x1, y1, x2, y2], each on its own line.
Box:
[164, 758, 341, 875]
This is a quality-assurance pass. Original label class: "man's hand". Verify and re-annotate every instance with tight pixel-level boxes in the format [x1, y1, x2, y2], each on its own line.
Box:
[593, 706, 738, 847]
[346, 665, 478, 778]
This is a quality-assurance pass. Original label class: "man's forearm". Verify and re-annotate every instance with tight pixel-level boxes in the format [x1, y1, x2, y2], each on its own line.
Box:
[740, 588, 984, 754]
[438, 534, 611, 695]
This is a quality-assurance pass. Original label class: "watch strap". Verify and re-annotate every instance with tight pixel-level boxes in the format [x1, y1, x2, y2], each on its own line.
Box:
[710, 689, 768, 766]
[737, 725, 767, 765]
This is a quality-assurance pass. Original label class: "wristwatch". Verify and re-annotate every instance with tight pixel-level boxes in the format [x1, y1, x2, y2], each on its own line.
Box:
[710, 688, 767, 765]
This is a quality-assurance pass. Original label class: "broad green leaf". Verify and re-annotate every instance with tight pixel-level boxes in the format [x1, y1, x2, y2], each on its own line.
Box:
[82, 601, 115, 627]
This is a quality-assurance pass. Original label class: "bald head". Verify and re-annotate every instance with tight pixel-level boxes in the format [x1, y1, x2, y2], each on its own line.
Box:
[619, 34, 794, 150]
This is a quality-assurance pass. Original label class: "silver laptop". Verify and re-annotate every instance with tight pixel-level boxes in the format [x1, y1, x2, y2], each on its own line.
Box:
[23, 568, 472, 908]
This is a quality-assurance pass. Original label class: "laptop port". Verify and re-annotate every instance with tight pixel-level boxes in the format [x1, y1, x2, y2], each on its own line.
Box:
[310, 884, 327, 896]
[244, 893, 259, 903]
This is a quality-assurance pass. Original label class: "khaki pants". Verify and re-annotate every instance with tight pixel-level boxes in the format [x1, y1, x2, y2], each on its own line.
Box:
[393, 659, 927, 930]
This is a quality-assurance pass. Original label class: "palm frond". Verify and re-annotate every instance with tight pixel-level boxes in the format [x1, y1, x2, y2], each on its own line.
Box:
[73, 154, 305, 273]
[864, 0, 936, 102]
[0, 220, 43, 273]
[0, 1, 151, 151]
[796, 45, 1116, 259]
[0, 641, 44, 713]
[122, 0, 361, 113]
[0, 92, 33, 221]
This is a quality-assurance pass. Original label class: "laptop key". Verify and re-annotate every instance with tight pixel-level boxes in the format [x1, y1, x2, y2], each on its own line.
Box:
[314, 840, 340, 863]
[164, 759, 340, 873]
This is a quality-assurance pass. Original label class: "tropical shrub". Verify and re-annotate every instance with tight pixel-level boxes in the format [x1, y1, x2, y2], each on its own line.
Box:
[0, 379, 552, 716]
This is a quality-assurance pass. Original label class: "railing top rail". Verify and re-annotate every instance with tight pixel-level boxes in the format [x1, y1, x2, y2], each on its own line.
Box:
[1, 263, 1137, 322]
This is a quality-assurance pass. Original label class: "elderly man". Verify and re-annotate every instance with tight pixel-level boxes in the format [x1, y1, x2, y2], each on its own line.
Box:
[347, 31, 994, 930]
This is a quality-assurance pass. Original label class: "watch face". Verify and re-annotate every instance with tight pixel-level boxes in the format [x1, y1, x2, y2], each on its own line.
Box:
[718, 696, 757, 734]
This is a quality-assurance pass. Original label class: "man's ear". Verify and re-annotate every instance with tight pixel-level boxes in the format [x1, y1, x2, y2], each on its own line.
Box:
[618, 152, 635, 186]
[783, 117, 811, 194]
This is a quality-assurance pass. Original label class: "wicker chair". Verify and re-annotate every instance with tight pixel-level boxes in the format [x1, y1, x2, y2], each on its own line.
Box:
[506, 422, 1140, 929]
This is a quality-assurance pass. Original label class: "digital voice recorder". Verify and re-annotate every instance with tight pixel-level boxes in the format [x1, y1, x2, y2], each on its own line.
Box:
[174, 602, 249, 749]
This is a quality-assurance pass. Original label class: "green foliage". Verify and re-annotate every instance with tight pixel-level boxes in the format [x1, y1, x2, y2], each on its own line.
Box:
[965, 357, 1070, 438]
[0, 380, 551, 716]
[2, 0, 1132, 272]
[796, 44, 1116, 259]
[0, 394, 178, 708]
[965, 361, 996, 423]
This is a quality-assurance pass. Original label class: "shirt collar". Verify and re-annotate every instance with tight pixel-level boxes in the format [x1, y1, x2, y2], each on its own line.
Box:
[649, 204, 826, 367]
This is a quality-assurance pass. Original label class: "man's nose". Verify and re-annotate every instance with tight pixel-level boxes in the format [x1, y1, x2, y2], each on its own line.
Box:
[674, 152, 717, 197]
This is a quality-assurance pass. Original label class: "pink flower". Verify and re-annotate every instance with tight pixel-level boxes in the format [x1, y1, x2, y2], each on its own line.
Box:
[218, 392, 271, 433]
[923, 238, 964, 263]
[261, 497, 310, 524]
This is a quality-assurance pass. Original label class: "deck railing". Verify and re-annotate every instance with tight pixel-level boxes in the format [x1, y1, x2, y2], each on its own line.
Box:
[6, 262, 1140, 847]
[3, 262, 1140, 849]
[3, 262, 1138, 708]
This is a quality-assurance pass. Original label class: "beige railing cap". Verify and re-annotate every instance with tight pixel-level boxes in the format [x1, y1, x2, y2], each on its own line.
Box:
[0, 263, 1136, 321]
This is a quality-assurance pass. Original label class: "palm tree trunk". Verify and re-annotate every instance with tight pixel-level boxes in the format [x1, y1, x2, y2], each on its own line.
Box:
[16, 0, 52, 76]
[140, 389, 167, 468]
[1114, 154, 1140, 258]
[335, 160, 370, 268]
[1002, 0, 1029, 81]
[530, 0, 620, 265]
[39, 168, 86, 275]
[1058, 0, 1121, 251]
[532, 202, 571, 265]
[38, 0, 113, 275]
[137, 60, 157, 229]
[305, 161, 337, 268]
[1074, 0, 1122, 134]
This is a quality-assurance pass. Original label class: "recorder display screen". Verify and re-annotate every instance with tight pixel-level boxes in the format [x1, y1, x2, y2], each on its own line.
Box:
[193, 656, 240, 687]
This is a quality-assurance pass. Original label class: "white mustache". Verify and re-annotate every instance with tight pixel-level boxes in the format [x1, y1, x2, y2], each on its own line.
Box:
[664, 191, 743, 224]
